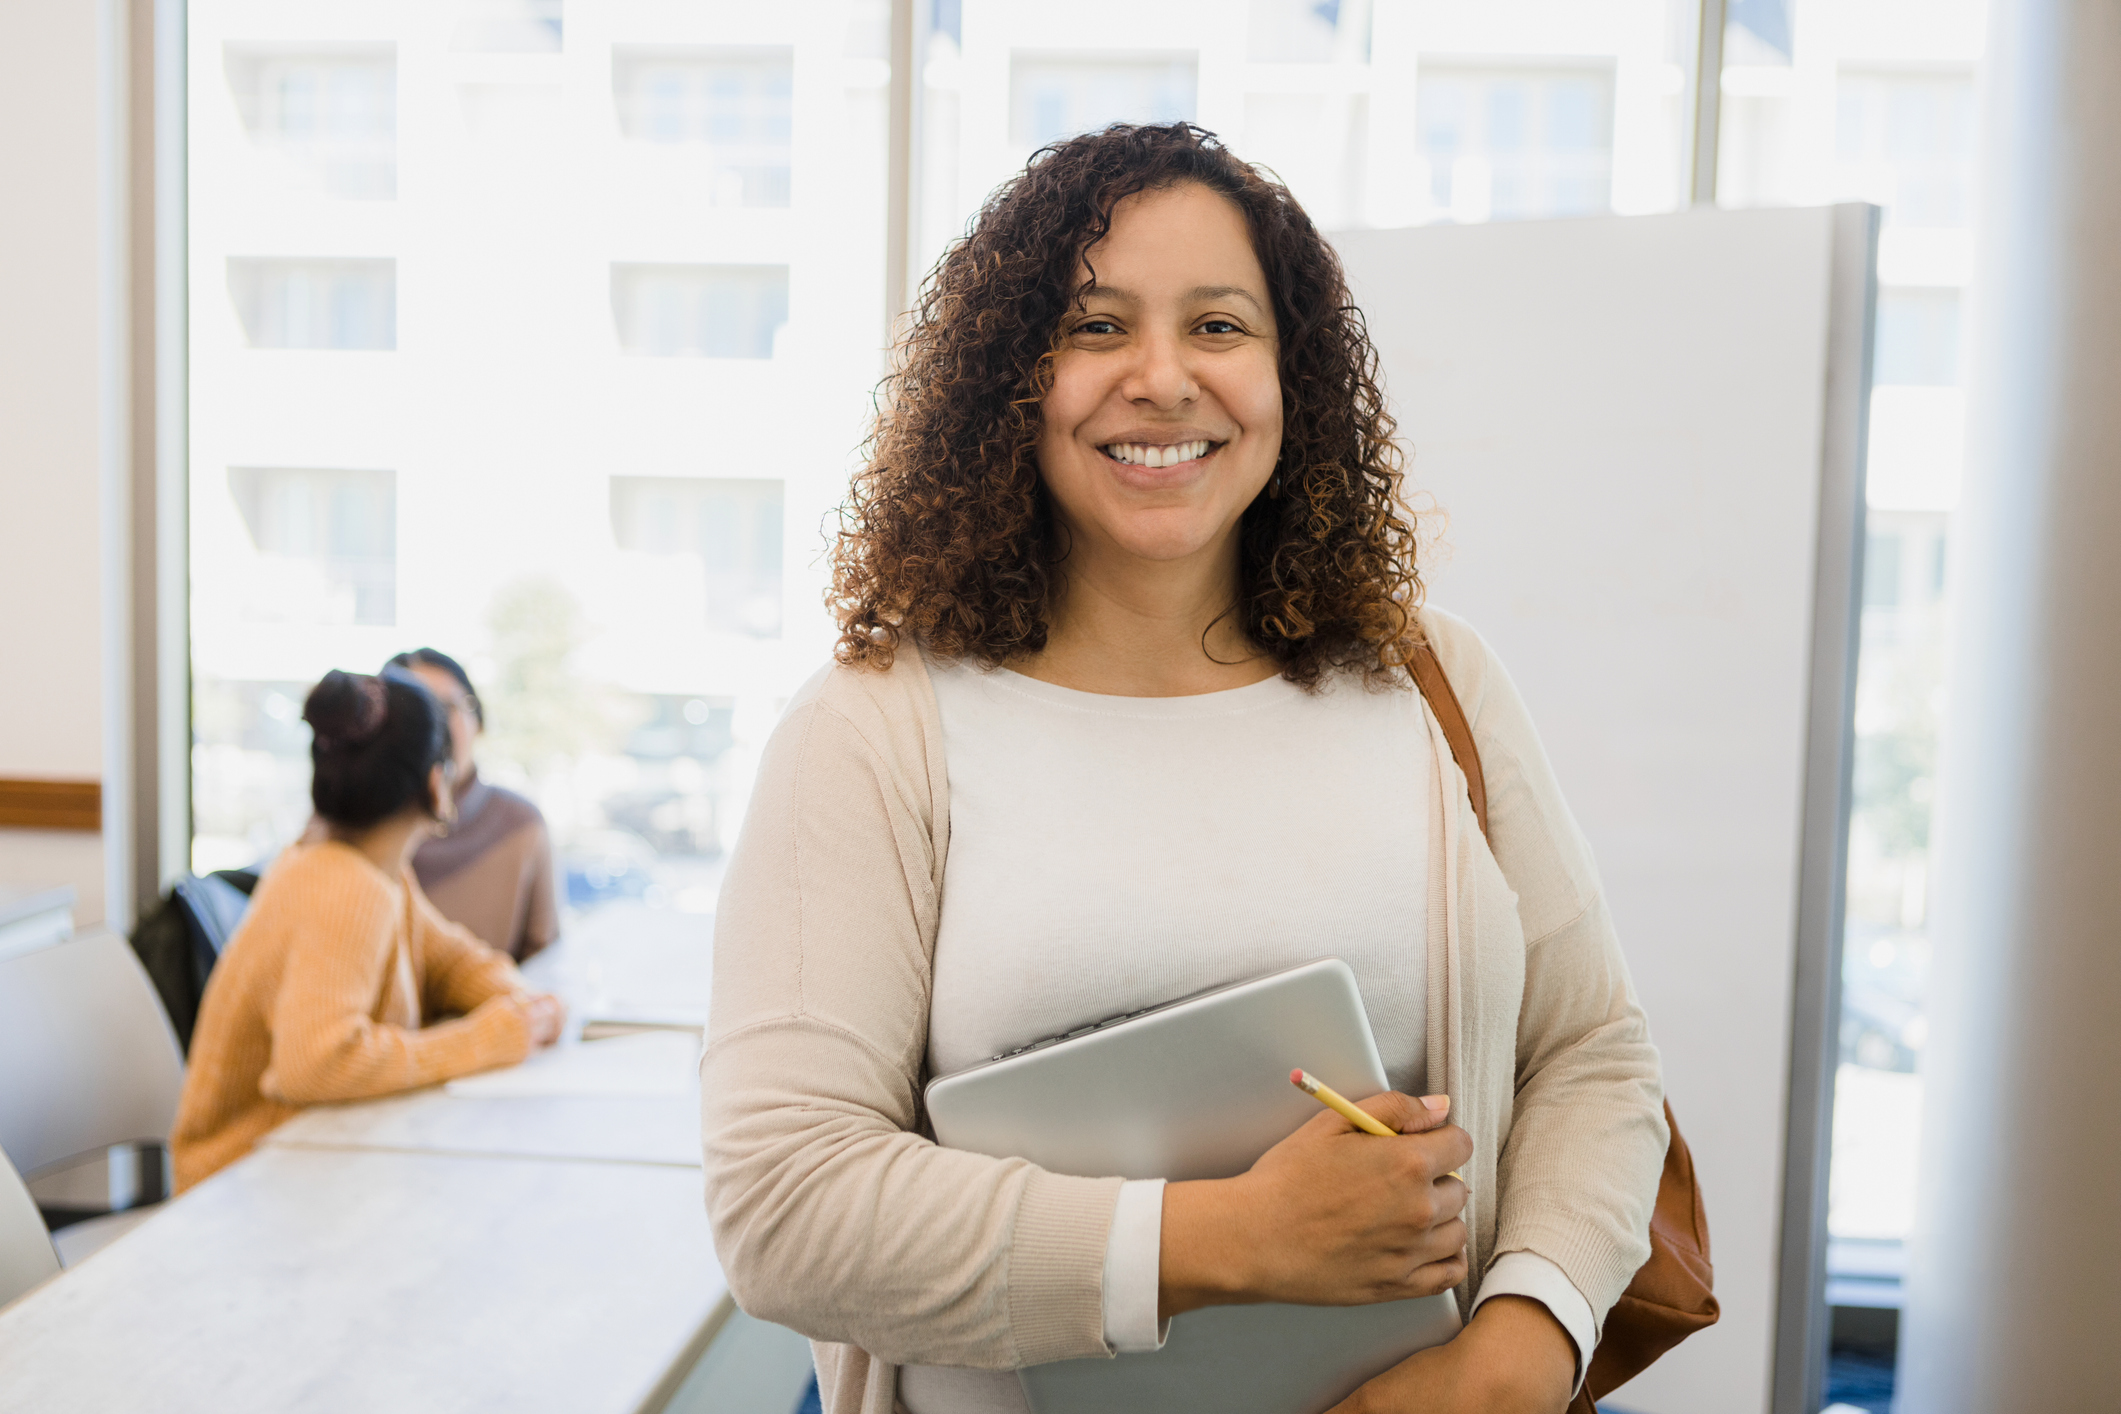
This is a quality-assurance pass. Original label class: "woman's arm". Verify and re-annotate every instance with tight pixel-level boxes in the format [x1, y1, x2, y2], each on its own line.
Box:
[262, 886, 533, 1105]
[411, 885, 527, 1014]
[702, 678, 1123, 1371]
[1432, 609, 1668, 1333]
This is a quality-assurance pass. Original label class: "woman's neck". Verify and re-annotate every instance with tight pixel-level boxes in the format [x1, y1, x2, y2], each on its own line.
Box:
[1015, 533, 1278, 697]
[325, 810, 430, 877]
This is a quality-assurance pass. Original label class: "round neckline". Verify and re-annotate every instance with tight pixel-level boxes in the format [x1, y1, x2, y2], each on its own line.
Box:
[960, 662, 1307, 718]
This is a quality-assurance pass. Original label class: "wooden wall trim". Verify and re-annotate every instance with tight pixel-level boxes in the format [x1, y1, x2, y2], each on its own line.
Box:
[0, 778, 103, 831]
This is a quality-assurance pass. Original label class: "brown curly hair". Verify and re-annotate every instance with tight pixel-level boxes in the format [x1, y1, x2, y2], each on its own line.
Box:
[830, 122, 1422, 687]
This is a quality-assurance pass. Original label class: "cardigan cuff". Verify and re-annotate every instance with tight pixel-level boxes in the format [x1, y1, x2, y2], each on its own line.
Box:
[1006, 1169, 1126, 1366]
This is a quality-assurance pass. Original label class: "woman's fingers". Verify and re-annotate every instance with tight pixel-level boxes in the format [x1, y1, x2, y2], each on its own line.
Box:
[1400, 1246, 1470, 1298]
[1354, 1090, 1452, 1134]
[1401, 1122, 1474, 1184]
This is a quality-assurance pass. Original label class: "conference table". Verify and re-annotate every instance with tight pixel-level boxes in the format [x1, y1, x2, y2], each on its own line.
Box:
[0, 1031, 735, 1414]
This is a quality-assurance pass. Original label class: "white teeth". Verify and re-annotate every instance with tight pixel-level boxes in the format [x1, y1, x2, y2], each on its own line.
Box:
[1104, 439, 1212, 467]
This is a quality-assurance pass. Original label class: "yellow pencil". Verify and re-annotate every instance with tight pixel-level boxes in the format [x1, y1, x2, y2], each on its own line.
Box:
[1290, 1069, 1466, 1183]
[1290, 1068, 1399, 1135]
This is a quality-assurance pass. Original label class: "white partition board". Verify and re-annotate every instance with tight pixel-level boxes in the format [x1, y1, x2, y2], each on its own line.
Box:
[1335, 205, 1873, 1414]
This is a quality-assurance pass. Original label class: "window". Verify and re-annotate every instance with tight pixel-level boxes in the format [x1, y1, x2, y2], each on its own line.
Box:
[1862, 528, 1904, 609]
[1246, 0, 1371, 63]
[614, 49, 795, 206]
[452, 0, 563, 54]
[1709, 10, 1988, 1398]
[610, 477, 784, 638]
[226, 259, 395, 350]
[1241, 94, 1369, 231]
[1008, 55, 1198, 152]
[224, 49, 396, 199]
[611, 264, 789, 358]
[1416, 65, 1617, 222]
[189, 3, 889, 908]
[226, 467, 397, 627]
[1873, 288, 1961, 386]
[1835, 72, 1978, 228]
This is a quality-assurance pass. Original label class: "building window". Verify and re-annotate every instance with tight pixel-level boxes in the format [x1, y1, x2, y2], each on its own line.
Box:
[227, 467, 397, 626]
[1008, 55, 1197, 151]
[224, 49, 396, 199]
[610, 477, 784, 638]
[452, 0, 563, 53]
[1835, 72, 1978, 228]
[614, 49, 795, 207]
[1246, 0, 1371, 63]
[1416, 64, 1616, 222]
[227, 259, 396, 350]
[1862, 528, 1904, 609]
[1873, 288, 1961, 386]
[611, 264, 789, 358]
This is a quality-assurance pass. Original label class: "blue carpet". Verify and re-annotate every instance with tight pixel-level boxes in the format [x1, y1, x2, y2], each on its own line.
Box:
[795, 1372, 823, 1414]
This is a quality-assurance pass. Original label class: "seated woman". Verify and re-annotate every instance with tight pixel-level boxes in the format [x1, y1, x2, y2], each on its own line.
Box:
[386, 647, 559, 961]
[172, 669, 566, 1190]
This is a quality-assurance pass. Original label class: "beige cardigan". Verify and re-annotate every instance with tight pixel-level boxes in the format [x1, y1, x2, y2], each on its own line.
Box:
[701, 608, 1667, 1414]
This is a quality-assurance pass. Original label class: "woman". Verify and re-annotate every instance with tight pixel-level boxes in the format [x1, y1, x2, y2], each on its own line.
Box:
[172, 669, 566, 1190]
[387, 647, 560, 962]
[702, 124, 1665, 1414]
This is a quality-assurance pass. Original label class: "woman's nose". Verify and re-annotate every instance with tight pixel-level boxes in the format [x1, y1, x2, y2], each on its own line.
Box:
[1121, 330, 1199, 407]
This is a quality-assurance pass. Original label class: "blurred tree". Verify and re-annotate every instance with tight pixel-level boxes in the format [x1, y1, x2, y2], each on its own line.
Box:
[1851, 641, 1942, 861]
[479, 577, 607, 773]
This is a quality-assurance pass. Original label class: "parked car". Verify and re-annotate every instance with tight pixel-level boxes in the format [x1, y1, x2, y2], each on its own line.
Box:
[563, 829, 659, 909]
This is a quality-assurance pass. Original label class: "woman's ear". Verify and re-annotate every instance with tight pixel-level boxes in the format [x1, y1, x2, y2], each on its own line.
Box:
[428, 761, 457, 825]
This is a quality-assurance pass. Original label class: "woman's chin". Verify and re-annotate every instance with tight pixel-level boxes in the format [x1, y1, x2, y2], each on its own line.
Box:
[1094, 516, 1242, 565]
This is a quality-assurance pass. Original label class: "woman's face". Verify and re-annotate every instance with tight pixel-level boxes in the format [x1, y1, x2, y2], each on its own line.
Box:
[1036, 182, 1282, 570]
[409, 662, 479, 781]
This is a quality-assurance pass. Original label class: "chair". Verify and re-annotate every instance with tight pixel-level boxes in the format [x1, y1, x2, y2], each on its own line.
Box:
[128, 868, 257, 1052]
[0, 1145, 60, 1309]
[0, 927, 187, 1266]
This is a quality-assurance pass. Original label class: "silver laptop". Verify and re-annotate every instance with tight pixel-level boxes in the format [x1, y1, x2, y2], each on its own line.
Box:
[925, 958, 1461, 1414]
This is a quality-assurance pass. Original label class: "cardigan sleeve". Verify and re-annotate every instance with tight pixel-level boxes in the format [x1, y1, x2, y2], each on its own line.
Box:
[411, 879, 528, 1016]
[701, 679, 1123, 1370]
[261, 873, 533, 1105]
[1431, 610, 1668, 1331]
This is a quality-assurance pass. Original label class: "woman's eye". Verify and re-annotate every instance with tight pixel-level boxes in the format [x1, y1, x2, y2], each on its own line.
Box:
[1197, 319, 1243, 335]
[1076, 318, 1121, 336]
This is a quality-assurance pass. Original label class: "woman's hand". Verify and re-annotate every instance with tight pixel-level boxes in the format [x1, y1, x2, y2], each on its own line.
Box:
[1323, 1296, 1577, 1414]
[1159, 1091, 1472, 1318]
[522, 992, 567, 1047]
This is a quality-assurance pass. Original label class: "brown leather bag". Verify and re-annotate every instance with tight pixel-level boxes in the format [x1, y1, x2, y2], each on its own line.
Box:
[1407, 641, 1720, 1407]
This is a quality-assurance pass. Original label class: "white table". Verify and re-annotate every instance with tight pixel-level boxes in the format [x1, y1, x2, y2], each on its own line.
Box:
[528, 903, 714, 1032]
[262, 1033, 704, 1169]
[0, 1146, 730, 1414]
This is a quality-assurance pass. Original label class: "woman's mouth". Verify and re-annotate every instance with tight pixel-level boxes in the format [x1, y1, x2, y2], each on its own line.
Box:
[1100, 439, 1219, 469]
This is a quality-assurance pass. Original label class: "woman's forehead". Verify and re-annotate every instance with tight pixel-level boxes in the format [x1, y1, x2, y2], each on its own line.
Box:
[1078, 186, 1270, 306]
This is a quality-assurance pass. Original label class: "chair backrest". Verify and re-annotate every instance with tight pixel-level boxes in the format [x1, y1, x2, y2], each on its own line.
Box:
[0, 1145, 60, 1310]
[173, 872, 253, 960]
[0, 928, 187, 1177]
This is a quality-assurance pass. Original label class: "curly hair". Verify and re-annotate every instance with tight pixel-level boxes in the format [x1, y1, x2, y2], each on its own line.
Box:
[830, 122, 1422, 688]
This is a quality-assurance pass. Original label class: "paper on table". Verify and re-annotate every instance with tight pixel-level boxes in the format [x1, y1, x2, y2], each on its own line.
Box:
[445, 1031, 701, 1099]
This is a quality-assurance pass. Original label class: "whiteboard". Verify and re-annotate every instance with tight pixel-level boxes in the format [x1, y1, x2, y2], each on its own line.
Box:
[1335, 205, 1874, 1414]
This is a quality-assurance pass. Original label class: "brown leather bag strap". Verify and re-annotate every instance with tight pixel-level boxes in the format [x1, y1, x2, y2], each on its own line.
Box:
[1404, 631, 1720, 1404]
[1407, 638, 1490, 839]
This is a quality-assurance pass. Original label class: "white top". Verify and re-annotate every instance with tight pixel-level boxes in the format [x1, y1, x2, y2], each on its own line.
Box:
[902, 661, 1595, 1413]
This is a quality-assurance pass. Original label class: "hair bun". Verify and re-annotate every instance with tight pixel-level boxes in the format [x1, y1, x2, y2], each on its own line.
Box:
[303, 670, 390, 750]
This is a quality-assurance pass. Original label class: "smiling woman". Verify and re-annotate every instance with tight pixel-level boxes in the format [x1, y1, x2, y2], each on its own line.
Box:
[831, 123, 1420, 695]
[703, 123, 1667, 1414]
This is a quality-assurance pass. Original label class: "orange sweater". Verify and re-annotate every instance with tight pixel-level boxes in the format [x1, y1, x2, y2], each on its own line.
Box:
[171, 840, 535, 1189]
